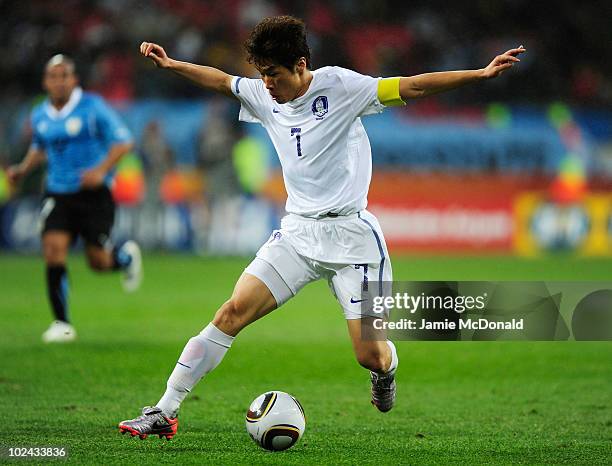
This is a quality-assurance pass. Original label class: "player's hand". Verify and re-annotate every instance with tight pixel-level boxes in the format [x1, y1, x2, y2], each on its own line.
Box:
[81, 167, 106, 189]
[6, 164, 25, 184]
[481, 45, 526, 79]
[140, 42, 172, 69]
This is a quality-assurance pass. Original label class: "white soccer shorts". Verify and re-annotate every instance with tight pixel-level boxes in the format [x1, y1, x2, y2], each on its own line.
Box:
[244, 210, 393, 319]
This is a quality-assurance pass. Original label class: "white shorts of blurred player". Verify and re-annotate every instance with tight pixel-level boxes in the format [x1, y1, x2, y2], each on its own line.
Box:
[245, 210, 392, 319]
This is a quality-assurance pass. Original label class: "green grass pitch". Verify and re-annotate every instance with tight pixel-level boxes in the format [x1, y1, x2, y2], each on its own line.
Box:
[1, 254, 611, 464]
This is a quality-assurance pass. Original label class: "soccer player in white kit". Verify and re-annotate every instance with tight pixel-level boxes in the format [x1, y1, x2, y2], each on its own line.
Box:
[119, 16, 525, 439]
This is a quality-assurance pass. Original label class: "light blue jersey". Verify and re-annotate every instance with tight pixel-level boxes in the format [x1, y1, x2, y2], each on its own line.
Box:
[30, 87, 132, 194]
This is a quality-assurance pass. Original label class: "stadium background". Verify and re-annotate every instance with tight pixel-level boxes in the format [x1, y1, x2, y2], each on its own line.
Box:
[1, 0, 611, 256]
[1, 1, 611, 464]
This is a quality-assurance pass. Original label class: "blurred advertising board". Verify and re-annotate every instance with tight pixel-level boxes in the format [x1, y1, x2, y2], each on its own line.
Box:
[3, 172, 612, 256]
[514, 192, 612, 256]
[365, 173, 540, 253]
[369, 202, 513, 252]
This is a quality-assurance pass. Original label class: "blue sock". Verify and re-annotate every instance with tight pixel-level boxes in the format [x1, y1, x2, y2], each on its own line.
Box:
[112, 243, 132, 270]
[47, 265, 69, 322]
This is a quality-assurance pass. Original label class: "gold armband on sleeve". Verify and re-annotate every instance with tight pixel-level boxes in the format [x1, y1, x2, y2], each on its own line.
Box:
[377, 77, 406, 107]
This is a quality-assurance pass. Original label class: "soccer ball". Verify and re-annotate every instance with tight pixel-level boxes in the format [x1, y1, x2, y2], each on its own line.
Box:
[245, 391, 306, 451]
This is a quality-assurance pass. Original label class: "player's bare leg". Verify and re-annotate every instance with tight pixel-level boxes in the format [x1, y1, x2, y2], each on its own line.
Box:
[85, 241, 143, 292]
[118, 272, 277, 439]
[85, 245, 113, 270]
[43, 230, 71, 267]
[41, 231, 76, 343]
[211, 272, 278, 336]
[347, 319, 398, 412]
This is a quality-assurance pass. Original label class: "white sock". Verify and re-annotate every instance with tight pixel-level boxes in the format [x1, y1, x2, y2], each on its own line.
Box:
[157, 323, 234, 417]
[386, 340, 398, 374]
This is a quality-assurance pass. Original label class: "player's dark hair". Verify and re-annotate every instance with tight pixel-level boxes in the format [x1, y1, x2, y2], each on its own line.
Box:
[245, 16, 311, 70]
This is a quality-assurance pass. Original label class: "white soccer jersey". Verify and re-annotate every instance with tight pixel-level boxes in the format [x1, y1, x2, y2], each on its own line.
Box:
[231, 66, 386, 218]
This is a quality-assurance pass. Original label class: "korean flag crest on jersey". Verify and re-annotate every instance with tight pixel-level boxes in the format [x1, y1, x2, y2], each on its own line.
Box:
[312, 96, 329, 120]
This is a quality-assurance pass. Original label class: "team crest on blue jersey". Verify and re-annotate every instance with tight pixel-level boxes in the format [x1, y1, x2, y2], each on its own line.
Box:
[312, 96, 328, 120]
[65, 117, 82, 136]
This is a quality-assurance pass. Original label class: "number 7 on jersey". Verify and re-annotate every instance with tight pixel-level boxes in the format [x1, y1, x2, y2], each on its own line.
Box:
[291, 127, 302, 157]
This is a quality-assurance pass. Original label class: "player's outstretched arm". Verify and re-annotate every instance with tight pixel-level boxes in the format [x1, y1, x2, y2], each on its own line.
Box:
[140, 42, 234, 98]
[399, 46, 526, 100]
[6, 147, 46, 184]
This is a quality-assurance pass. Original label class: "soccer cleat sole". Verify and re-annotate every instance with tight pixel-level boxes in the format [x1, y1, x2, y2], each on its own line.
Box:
[371, 399, 393, 413]
[118, 425, 175, 441]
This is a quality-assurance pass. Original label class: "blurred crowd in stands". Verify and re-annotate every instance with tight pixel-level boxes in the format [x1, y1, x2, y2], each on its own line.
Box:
[1, 0, 610, 254]
[2, 0, 610, 108]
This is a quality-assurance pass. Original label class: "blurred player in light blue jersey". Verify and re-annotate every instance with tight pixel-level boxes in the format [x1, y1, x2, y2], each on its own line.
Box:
[8, 54, 143, 343]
